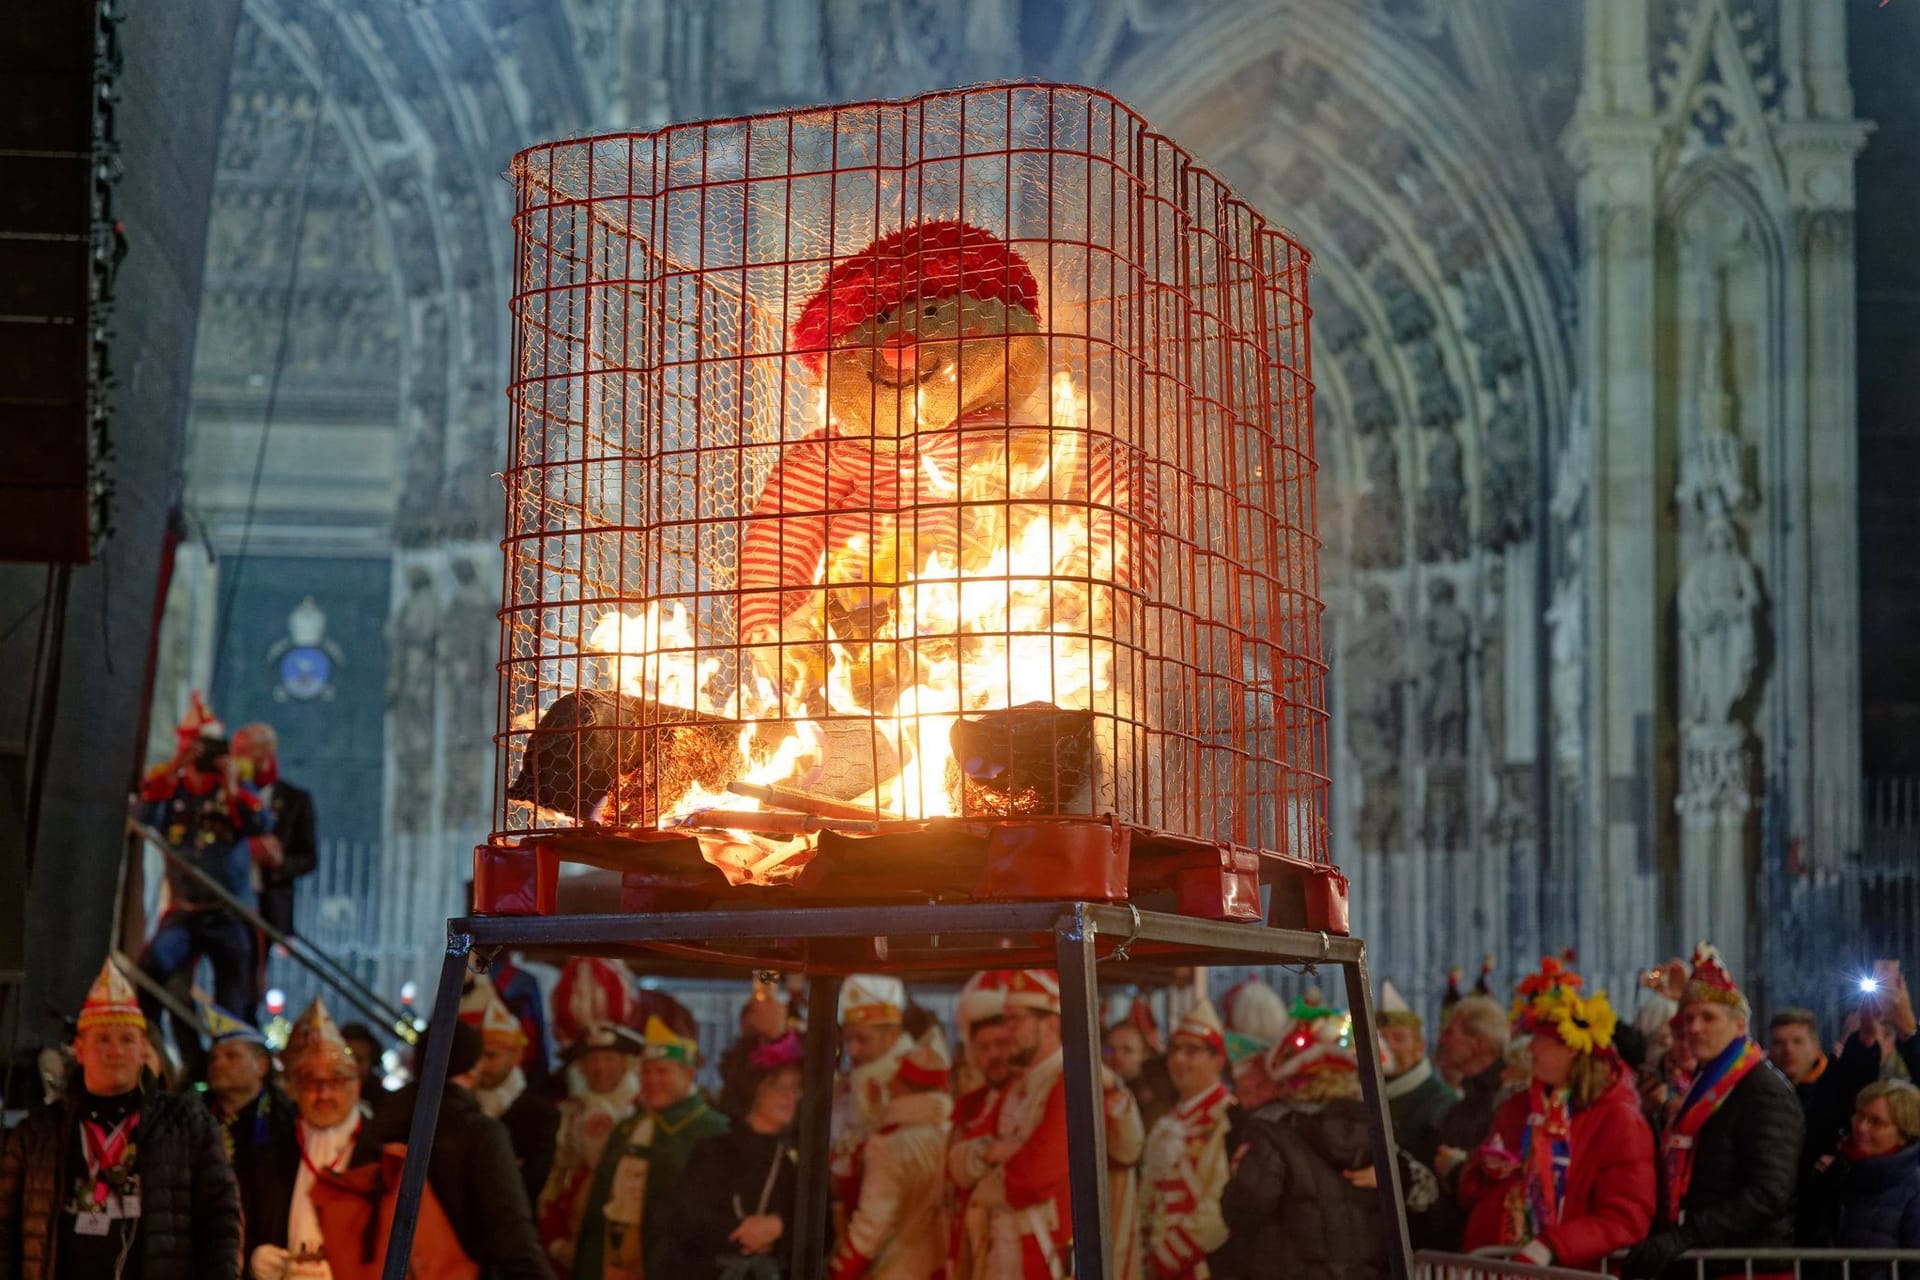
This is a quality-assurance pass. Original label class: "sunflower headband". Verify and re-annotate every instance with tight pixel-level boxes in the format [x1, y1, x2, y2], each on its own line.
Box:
[1511, 955, 1618, 1055]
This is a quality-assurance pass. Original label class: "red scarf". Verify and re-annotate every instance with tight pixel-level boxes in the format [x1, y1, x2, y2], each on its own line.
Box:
[1662, 1037, 1764, 1223]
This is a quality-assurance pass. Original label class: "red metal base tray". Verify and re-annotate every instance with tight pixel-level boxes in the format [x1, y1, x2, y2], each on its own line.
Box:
[471, 820, 1348, 934]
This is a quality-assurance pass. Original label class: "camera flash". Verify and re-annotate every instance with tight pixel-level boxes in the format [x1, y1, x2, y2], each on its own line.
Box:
[1861, 977, 1881, 994]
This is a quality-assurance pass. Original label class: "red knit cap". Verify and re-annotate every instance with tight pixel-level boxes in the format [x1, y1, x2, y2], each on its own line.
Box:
[791, 220, 1040, 374]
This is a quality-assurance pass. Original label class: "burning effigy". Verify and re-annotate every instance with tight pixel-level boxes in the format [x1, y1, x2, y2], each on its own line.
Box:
[490, 85, 1330, 912]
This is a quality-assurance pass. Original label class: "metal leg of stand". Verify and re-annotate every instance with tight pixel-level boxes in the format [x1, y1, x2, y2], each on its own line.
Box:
[1344, 944, 1413, 1280]
[791, 973, 843, 1280]
[380, 937, 467, 1280]
[1058, 908, 1112, 1280]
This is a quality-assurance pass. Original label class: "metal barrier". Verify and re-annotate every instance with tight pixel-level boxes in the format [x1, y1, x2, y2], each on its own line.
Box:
[1417, 1250, 1920, 1280]
[1416, 1251, 1607, 1280]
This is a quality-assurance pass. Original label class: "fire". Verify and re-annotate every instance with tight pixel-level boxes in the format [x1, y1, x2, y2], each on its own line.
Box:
[580, 371, 1119, 881]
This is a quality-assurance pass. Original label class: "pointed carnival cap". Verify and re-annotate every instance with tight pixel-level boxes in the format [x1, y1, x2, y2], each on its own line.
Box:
[197, 997, 264, 1048]
[1378, 980, 1422, 1031]
[1171, 998, 1227, 1057]
[77, 959, 146, 1033]
[639, 1014, 698, 1066]
[551, 958, 637, 1053]
[479, 994, 526, 1051]
[1473, 954, 1497, 998]
[956, 970, 1014, 1035]
[895, 1027, 952, 1090]
[838, 974, 905, 1027]
[1681, 941, 1750, 1019]
[1004, 969, 1061, 1016]
[284, 996, 357, 1080]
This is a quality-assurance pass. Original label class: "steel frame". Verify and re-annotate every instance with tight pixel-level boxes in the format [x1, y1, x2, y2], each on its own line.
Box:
[379, 902, 1412, 1280]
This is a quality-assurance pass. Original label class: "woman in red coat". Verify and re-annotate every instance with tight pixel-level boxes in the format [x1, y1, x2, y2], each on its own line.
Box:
[1459, 955, 1658, 1268]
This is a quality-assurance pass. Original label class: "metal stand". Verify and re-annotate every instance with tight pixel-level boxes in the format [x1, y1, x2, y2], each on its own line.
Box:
[378, 902, 1411, 1280]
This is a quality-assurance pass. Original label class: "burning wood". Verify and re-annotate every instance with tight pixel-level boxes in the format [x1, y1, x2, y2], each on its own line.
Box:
[946, 702, 1095, 816]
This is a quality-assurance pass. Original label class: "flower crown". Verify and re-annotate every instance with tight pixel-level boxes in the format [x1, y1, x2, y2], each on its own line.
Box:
[1511, 954, 1618, 1055]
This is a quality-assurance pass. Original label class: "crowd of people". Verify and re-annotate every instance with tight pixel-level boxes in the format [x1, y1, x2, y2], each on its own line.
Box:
[6, 937, 1920, 1279]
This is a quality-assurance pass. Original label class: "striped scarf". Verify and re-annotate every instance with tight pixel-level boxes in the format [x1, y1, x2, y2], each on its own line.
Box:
[1662, 1036, 1765, 1224]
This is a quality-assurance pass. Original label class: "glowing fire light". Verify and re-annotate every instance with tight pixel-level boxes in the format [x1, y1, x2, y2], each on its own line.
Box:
[582, 371, 1121, 880]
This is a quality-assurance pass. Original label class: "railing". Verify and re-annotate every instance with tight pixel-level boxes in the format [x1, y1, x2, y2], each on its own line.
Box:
[1416, 1250, 1920, 1280]
[127, 819, 418, 1044]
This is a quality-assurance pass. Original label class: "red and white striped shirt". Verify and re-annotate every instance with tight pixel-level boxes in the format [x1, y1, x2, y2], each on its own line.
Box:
[737, 410, 1158, 644]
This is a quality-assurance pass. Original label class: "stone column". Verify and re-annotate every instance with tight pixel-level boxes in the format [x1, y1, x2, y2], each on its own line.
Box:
[1561, 0, 1664, 959]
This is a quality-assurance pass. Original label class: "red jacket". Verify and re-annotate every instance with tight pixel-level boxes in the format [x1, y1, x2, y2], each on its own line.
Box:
[1460, 1068, 1657, 1267]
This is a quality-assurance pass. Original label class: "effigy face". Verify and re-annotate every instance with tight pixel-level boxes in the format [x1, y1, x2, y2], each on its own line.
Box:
[495, 85, 1326, 894]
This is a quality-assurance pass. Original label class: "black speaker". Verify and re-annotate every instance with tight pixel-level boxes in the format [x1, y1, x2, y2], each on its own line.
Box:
[0, 0, 112, 565]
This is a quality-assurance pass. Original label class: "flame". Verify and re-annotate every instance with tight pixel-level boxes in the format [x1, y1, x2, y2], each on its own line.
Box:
[582, 370, 1120, 878]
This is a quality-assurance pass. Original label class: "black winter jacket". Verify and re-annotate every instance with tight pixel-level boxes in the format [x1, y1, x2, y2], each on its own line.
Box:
[356, 1082, 554, 1280]
[1216, 1098, 1419, 1280]
[1623, 1055, 1804, 1279]
[0, 1084, 241, 1280]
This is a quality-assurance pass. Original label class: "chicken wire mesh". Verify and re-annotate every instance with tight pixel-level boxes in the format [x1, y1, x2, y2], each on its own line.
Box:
[497, 83, 1326, 888]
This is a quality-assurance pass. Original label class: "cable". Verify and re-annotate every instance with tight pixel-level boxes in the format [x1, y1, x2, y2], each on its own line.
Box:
[210, 12, 338, 672]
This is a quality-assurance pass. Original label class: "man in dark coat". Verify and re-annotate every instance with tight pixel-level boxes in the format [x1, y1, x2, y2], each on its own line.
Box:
[358, 1018, 553, 1280]
[0, 961, 242, 1280]
[467, 987, 561, 1209]
[1623, 944, 1804, 1279]
[233, 722, 318, 939]
[1378, 981, 1457, 1169]
[1770, 1006, 1882, 1242]
[199, 1002, 297, 1262]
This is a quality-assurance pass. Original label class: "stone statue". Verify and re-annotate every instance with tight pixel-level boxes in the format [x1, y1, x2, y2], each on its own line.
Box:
[386, 564, 441, 832]
[1351, 434, 1405, 569]
[1418, 429, 1469, 563]
[1482, 396, 1532, 550]
[1421, 579, 1470, 761]
[441, 555, 499, 830]
[1550, 393, 1590, 525]
[1677, 515, 1762, 726]
[1345, 585, 1406, 852]
[1545, 535, 1584, 780]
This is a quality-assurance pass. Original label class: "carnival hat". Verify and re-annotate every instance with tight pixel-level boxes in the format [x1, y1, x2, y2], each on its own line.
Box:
[1681, 942, 1750, 1021]
[639, 1014, 699, 1067]
[1511, 954, 1618, 1055]
[956, 970, 1014, 1036]
[1265, 998, 1357, 1084]
[791, 220, 1042, 374]
[551, 957, 637, 1052]
[1378, 980, 1422, 1032]
[1221, 973, 1289, 1047]
[895, 1028, 952, 1091]
[285, 996, 357, 1080]
[1004, 970, 1061, 1017]
[1171, 999, 1227, 1057]
[198, 997, 265, 1048]
[838, 974, 906, 1027]
[77, 959, 145, 1034]
[564, 1022, 645, 1062]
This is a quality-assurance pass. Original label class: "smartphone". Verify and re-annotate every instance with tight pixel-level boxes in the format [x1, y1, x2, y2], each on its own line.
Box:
[1875, 959, 1901, 988]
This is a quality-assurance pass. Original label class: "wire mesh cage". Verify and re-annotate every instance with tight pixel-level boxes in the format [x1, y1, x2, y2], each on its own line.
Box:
[497, 83, 1326, 894]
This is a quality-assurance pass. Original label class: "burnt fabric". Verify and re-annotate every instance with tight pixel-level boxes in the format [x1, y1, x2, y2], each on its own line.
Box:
[0, 1084, 241, 1280]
